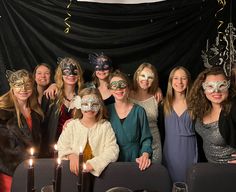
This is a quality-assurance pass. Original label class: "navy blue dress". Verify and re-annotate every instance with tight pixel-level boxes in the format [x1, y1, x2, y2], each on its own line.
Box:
[163, 110, 198, 182]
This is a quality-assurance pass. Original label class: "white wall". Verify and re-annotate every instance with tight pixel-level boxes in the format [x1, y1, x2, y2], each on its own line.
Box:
[77, 0, 165, 4]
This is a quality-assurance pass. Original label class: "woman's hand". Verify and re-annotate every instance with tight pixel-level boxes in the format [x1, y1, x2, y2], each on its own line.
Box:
[43, 83, 58, 99]
[154, 87, 163, 103]
[84, 162, 94, 173]
[68, 153, 79, 175]
[136, 152, 151, 171]
[228, 154, 236, 164]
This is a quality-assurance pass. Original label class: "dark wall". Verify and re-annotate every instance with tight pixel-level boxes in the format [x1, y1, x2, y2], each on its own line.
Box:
[0, 0, 234, 95]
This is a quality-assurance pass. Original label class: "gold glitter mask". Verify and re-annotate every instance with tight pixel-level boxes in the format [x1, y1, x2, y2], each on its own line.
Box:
[6, 69, 33, 91]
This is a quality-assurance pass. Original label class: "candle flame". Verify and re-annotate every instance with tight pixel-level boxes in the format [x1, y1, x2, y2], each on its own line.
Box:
[83, 163, 86, 171]
[30, 147, 34, 156]
[80, 146, 83, 153]
[54, 144, 58, 151]
[29, 159, 33, 167]
[57, 158, 61, 165]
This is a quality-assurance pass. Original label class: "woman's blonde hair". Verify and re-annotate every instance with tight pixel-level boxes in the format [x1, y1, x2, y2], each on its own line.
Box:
[132, 63, 159, 94]
[0, 70, 44, 127]
[54, 57, 84, 113]
[73, 88, 108, 121]
[163, 66, 191, 116]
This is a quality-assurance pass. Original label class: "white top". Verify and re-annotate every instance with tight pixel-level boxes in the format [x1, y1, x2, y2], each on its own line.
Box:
[57, 119, 119, 176]
[130, 96, 162, 162]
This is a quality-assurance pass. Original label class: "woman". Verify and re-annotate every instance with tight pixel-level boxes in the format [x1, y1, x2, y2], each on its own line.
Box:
[88, 52, 115, 105]
[107, 70, 152, 171]
[188, 67, 236, 163]
[33, 63, 52, 104]
[0, 69, 43, 192]
[41, 57, 84, 157]
[158, 66, 198, 182]
[130, 63, 162, 163]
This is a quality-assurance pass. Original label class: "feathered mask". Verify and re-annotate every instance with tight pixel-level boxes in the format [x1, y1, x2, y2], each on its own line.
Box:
[88, 52, 112, 71]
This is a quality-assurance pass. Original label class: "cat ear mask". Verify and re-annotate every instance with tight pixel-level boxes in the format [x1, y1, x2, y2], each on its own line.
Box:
[6, 69, 31, 87]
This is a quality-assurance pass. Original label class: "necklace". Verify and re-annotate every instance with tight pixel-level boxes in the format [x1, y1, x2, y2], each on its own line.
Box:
[64, 94, 76, 102]
[64, 97, 72, 102]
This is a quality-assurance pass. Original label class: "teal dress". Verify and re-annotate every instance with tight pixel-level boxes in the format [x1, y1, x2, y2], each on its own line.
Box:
[107, 103, 153, 162]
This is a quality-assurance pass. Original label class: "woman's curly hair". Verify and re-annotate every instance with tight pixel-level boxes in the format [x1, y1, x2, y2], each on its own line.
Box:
[188, 67, 236, 120]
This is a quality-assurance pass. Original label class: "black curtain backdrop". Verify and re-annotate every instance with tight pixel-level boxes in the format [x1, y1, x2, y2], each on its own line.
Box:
[0, 0, 235, 95]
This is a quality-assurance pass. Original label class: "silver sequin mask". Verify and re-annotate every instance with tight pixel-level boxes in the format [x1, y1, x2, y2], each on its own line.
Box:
[202, 80, 230, 93]
[81, 96, 101, 112]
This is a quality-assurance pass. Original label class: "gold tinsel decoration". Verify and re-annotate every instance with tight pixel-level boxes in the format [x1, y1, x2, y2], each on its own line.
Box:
[64, 0, 72, 33]
[215, 0, 226, 31]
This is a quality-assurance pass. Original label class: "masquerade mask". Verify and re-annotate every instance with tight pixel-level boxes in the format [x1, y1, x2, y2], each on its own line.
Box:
[81, 96, 101, 112]
[202, 80, 230, 93]
[61, 63, 78, 76]
[58, 57, 79, 76]
[139, 71, 154, 82]
[109, 80, 127, 90]
[6, 70, 32, 91]
[69, 95, 101, 112]
[89, 53, 112, 71]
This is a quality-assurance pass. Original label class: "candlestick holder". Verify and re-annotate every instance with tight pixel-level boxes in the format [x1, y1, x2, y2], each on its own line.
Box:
[55, 158, 62, 192]
[52, 179, 56, 191]
[77, 183, 82, 192]
[53, 144, 58, 191]
[77, 147, 83, 192]
[27, 159, 35, 192]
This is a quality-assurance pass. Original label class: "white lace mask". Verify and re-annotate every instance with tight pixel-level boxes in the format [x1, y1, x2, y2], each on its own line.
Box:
[202, 80, 230, 93]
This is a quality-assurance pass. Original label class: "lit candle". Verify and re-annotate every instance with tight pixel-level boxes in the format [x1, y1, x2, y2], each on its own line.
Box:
[27, 159, 34, 192]
[55, 158, 62, 192]
[54, 144, 58, 159]
[30, 148, 34, 156]
[53, 144, 58, 190]
[29, 147, 34, 159]
[81, 163, 87, 192]
[77, 146, 83, 192]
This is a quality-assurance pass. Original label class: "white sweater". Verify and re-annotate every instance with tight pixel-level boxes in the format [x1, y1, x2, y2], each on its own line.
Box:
[57, 119, 119, 176]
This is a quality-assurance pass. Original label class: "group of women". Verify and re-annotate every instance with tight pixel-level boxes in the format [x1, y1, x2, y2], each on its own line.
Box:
[0, 52, 236, 192]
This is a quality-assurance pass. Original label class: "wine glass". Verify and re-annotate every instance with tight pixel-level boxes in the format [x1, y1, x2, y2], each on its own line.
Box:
[172, 182, 188, 192]
[41, 185, 54, 192]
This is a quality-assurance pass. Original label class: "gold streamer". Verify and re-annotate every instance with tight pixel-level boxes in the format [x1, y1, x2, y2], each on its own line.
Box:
[215, 0, 226, 31]
[64, 0, 72, 34]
